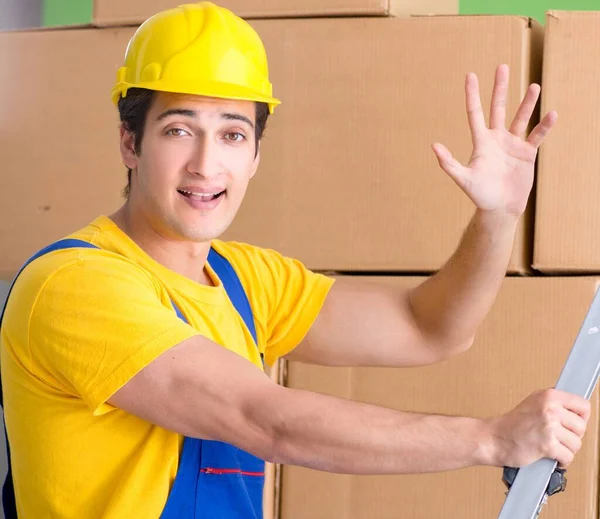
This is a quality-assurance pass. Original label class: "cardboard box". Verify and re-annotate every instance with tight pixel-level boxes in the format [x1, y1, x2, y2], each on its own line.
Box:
[263, 359, 283, 519]
[281, 276, 600, 518]
[222, 16, 543, 273]
[534, 11, 600, 273]
[92, 0, 459, 26]
[263, 361, 284, 519]
[0, 0, 459, 32]
[7, 1, 598, 31]
[0, 27, 133, 273]
[0, 16, 541, 274]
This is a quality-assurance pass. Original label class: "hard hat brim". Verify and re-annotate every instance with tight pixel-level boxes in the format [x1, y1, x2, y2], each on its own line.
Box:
[112, 78, 280, 114]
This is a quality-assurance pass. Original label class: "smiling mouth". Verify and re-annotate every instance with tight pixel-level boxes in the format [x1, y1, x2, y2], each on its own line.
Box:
[177, 189, 225, 201]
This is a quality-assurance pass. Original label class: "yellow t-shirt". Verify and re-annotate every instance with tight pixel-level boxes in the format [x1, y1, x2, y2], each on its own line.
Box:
[0, 215, 334, 519]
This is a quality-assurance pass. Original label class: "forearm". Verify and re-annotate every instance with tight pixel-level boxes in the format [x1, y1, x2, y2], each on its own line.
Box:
[266, 386, 495, 475]
[408, 209, 518, 350]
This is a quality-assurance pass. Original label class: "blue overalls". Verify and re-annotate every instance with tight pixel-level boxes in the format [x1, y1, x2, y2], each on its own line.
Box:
[0, 239, 266, 519]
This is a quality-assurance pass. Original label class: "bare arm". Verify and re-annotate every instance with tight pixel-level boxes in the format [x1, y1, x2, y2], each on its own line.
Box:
[287, 211, 518, 368]
[271, 388, 490, 474]
[108, 335, 590, 474]
[289, 64, 557, 368]
[408, 209, 518, 356]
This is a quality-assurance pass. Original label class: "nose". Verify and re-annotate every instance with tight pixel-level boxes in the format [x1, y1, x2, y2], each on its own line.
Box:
[186, 135, 222, 179]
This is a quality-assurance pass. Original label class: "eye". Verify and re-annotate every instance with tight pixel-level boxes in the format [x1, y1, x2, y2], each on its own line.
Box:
[224, 132, 246, 143]
[166, 128, 190, 137]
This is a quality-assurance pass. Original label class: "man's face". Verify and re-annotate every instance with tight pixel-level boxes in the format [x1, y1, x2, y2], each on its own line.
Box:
[121, 92, 259, 242]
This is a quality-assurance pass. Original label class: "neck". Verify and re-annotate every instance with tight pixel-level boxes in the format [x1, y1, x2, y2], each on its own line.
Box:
[110, 203, 213, 286]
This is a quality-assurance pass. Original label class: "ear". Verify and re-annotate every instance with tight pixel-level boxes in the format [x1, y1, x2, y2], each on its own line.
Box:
[249, 147, 261, 179]
[120, 124, 138, 169]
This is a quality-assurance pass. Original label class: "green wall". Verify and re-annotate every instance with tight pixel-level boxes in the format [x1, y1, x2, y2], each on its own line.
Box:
[461, 0, 600, 23]
[42, 0, 93, 27]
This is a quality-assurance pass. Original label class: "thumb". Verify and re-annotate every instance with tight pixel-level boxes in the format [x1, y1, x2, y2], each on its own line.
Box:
[432, 142, 466, 184]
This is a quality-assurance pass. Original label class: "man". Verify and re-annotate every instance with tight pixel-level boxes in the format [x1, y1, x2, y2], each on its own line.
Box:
[0, 2, 590, 518]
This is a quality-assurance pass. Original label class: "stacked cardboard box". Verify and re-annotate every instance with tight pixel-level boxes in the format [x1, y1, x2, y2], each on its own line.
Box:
[91, 0, 600, 27]
[224, 15, 541, 274]
[93, 0, 459, 24]
[5, 0, 599, 30]
[534, 11, 600, 273]
[0, 0, 459, 31]
[0, 15, 540, 280]
[0, 28, 133, 277]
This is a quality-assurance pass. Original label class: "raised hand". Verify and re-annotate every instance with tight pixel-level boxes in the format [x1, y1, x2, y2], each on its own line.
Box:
[432, 64, 557, 218]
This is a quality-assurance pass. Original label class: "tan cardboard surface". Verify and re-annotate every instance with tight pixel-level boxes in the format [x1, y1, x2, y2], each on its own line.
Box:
[92, 0, 459, 26]
[0, 27, 135, 272]
[281, 276, 600, 518]
[534, 11, 600, 273]
[0, 17, 540, 273]
[223, 16, 542, 273]
[263, 359, 281, 519]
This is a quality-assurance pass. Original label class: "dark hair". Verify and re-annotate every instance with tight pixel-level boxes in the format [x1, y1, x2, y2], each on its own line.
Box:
[117, 88, 270, 198]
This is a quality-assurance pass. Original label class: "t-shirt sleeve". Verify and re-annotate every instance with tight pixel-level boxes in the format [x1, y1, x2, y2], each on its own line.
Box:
[220, 243, 335, 366]
[27, 254, 199, 416]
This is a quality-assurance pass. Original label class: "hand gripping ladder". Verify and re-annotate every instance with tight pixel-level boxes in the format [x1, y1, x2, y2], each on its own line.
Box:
[498, 283, 600, 519]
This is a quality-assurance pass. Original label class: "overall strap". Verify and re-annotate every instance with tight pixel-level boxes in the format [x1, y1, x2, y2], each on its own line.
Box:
[208, 248, 258, 346]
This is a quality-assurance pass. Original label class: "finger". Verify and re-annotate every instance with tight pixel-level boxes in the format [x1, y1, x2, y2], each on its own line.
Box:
[558, 407, 588, 438]
[550, 440, 575, 469]
[555, 427, 582, 468]
[508, 83, 541, 138]
[556, 426, 583, 454]
[489, 64, 510, 129]
[554, 390, 591, 421]
[431, 143, 467, 184]
[526, 110, 558, 148]
[464, 72, 487, 147]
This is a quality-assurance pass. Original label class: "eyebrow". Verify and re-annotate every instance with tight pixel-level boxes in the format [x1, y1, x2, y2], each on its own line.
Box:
[156, 109, 255, 130]
[221, 112, 254, 130]
[156, 108, 197, 121]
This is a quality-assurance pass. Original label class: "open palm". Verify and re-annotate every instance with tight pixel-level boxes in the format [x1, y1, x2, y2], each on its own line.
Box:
[432, 64, 557, 217]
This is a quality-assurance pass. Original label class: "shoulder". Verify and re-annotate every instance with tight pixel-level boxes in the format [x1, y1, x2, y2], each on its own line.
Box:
[210, 239, 335, 303]
[211, 240, 284, 264]
[8, 245, 162, 321]
[211, 240, 309, 278]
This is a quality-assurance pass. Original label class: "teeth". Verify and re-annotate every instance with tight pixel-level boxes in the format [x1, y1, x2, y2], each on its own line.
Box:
[180, 189, 221, 197]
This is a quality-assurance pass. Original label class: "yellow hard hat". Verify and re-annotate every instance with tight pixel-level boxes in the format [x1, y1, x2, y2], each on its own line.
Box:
[111, 2, 280, 113]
